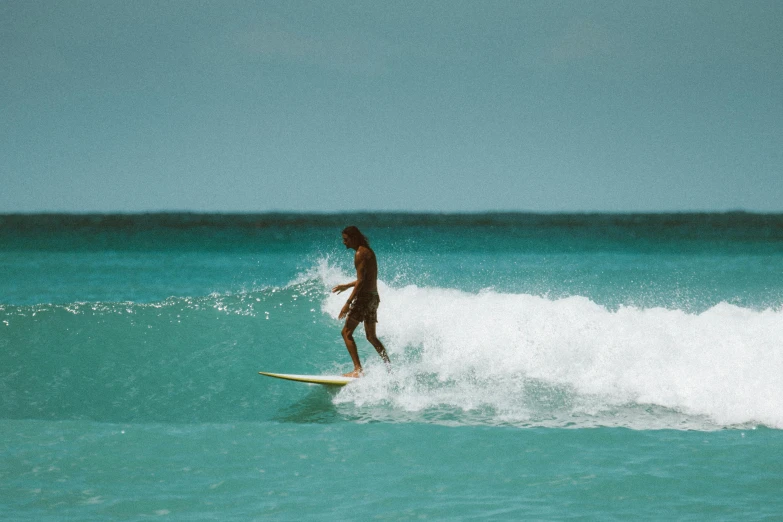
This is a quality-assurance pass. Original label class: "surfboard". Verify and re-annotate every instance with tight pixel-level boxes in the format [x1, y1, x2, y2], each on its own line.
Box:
[258, 371, 356, 386]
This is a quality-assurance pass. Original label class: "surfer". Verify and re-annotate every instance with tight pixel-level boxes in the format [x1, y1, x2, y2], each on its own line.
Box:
[332, 226, 390, 377]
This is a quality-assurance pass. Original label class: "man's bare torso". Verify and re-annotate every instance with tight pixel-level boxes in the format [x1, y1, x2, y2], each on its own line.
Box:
[355, 246, 378, 294]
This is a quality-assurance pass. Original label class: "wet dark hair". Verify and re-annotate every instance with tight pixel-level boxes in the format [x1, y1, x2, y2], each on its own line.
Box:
[342, 226, 370, 248]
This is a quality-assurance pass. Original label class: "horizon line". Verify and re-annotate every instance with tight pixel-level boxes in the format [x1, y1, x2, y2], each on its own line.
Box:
[3, 209, 782, 217]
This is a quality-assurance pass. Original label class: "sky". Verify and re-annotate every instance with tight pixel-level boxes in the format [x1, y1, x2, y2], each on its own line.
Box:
[2, 0, 781, 213]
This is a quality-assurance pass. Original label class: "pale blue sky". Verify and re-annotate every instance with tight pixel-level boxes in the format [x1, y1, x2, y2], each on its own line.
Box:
[2, 1, 781, 212]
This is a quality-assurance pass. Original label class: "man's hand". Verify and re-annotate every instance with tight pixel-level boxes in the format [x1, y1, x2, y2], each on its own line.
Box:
[338, 302, 350, 320]
[332, 284, 349, 294]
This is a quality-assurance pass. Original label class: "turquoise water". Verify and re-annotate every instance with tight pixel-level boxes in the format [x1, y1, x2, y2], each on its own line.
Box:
[2, 213, 782, 519]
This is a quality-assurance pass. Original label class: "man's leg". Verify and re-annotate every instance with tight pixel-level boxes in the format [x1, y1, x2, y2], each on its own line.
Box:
[341, 317, 363, 377]
[364, 321, 390, 365]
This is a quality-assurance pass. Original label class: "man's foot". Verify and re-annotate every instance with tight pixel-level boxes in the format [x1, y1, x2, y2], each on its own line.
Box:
[343, 369, 363, 378]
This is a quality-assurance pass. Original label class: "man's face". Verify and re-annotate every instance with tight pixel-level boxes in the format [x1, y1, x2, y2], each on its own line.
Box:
[342, 233, 353, 249]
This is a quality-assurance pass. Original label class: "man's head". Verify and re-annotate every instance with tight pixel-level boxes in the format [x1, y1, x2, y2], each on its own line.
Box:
[342, 226, 370, 250]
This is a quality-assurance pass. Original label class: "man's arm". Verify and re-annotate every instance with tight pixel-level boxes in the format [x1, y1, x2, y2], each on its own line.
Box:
[337, 249, 369, 319]
[332, 281, 356, 294]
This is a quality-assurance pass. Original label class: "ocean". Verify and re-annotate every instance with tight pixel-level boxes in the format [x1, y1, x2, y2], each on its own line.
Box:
[2, 212, 782, 520]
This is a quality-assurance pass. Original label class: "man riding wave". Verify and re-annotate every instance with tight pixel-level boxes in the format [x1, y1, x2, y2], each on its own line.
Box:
[332, 226, 390, 377]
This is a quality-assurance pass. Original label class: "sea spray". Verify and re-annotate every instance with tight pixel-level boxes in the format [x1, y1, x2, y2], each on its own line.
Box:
[321, 261, 783, 429]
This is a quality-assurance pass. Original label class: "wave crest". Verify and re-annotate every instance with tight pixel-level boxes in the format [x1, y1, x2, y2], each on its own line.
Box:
[319, 276, 783, 430]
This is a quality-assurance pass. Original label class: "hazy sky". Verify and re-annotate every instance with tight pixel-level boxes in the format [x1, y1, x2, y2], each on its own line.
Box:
[2, 1, 781, 212]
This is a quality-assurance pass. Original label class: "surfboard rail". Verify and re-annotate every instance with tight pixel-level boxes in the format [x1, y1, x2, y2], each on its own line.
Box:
[258, 371, 356, 386]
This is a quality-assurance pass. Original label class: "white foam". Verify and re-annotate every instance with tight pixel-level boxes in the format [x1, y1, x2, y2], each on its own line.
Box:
[320, 274, 783, 430]
[288, 256, 349, 289]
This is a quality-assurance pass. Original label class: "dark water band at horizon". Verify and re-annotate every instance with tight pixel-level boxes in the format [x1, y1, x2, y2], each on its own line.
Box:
[3, 211, 782, 254]
[3, 210, 783, 229]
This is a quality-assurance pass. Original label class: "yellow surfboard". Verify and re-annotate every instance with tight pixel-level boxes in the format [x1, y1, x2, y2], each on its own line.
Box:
[258, 371, 356, 386]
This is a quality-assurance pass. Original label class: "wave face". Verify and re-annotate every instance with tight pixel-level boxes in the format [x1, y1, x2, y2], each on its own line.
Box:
[2, 213, 782, 430]
[2, 261, 781, 430]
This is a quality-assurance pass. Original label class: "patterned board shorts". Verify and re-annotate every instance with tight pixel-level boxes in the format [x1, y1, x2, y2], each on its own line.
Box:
[347, 292, 380, 324]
